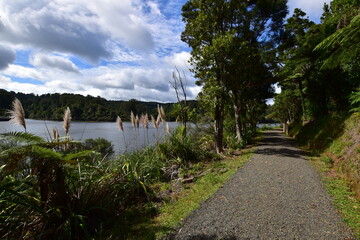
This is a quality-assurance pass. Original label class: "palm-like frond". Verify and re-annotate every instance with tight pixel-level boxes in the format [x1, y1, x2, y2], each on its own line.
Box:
[0, 132, 45, 144]
[349, 90, 360, 112]
[315, 14, 360, 69]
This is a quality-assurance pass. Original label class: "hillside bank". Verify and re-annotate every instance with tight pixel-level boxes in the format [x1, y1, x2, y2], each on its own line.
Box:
[289, 113, 360, 237]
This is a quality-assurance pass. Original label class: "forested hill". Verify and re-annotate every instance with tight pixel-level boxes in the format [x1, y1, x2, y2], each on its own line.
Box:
[0, 89, 197, 121]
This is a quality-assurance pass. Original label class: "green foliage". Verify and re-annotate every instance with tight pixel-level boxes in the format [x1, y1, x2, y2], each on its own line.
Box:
[118, 126, 214, 184]
[0, 89, 200, 121]
[294, 113, 360, 236]
[277, 0, 359, 122]
[157, 126, 206, 164]
[294, 114, 347, 154]
[349, 90, 360, 113]
[0, 132, 142, 239]
[325, 178, 360, 238]
[181, 0, 287, 152]
[81, 138, 114, 157]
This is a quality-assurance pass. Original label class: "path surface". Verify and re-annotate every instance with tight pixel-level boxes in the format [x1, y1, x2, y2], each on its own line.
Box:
[165, 130, 354, 240]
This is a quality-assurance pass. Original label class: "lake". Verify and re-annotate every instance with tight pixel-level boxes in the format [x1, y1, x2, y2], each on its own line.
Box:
[0, 119, 179, 154]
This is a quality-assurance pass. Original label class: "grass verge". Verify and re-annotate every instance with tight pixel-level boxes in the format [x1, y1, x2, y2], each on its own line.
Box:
[155, 150, 253, 239]
[310, 158, 360, 239]
[128, 150, 253, 240]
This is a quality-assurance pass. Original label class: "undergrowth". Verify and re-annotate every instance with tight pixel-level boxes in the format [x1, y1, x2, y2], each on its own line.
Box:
[0, 125, 218, 239]
[293, 113, 360, 238]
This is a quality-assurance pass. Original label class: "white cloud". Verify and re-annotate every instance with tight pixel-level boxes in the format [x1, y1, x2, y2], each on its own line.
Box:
[147, 2, 162, 16]
[0, 0, 159, 63]
[0, 0, 197, 102]
[164, 51, 191, 70]
[0, 50, 196, 102]
[31, 53, 80, 73]
[2, 65, 46, 81]
[0, 75, 12, 83]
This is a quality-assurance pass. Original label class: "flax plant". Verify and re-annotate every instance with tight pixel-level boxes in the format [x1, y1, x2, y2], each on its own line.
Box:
[8, 98, 26, 132]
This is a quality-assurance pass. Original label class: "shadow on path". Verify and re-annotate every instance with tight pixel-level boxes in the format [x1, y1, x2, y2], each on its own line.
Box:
[163, 129, 354, 240]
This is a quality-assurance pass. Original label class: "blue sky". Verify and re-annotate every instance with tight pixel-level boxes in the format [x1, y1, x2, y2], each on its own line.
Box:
[0, 0, 331, 102]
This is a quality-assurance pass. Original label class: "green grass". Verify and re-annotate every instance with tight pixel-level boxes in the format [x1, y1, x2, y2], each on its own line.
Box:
[323, 176, 360, 239]
[310, 151, 360, 239]
[297, 113, 360, 239]
[129, 150, 253, 239]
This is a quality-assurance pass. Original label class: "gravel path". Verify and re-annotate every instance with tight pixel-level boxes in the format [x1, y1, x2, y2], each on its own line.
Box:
[165, 130, 354, 240]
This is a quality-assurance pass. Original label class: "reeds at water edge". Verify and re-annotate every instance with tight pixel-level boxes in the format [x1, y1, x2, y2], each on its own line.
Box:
[8, 98, 26, 132]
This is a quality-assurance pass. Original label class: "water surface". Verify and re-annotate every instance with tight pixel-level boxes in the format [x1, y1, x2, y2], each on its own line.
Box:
[0, 119, 178, 154]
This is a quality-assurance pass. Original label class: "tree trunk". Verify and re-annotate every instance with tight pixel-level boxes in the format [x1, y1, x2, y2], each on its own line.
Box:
[298, 79, 306, 121]
[283, 122, 289, 135]
[214, 98, 224, 154]
[232, 93, 242, 142]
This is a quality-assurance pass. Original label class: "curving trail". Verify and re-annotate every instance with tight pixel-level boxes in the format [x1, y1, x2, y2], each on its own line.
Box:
[165, 130, 354, 240]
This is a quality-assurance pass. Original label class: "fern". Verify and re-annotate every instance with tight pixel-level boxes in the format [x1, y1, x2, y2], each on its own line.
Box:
[349, 90, 360, 113]
[1, 132, 45, 144]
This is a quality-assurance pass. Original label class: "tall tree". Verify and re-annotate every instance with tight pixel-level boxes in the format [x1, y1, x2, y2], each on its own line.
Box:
[182, 0, 287, 151]
[182, 0, 231, 153]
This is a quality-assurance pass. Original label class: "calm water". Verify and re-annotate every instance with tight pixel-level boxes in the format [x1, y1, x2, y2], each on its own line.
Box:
[0, 119, 179, 154]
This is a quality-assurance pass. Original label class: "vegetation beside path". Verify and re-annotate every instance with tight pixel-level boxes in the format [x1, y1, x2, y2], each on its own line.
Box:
[289, 113, 360, 238]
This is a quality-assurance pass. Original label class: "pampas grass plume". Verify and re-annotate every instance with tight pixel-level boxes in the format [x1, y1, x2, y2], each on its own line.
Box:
[135, 115, 140, 128]
[166, 123, 170, 134]
[8, 98, 26, 131]
[151, 115, 158, 129]
[144, 113, 149, 129]
[116, 116, 124, 131]
[63, 107, 71, 136]
[130, 111, 135, 128]
[52, 127, 60, 141]
[160, 106, 165, 122]
[156, 114, 161, 127]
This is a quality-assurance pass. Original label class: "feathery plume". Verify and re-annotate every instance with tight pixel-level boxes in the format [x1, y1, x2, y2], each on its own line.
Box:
[151, 115, 158, 129]
[157, 104, 165, 122]
[135, 115, 140, 128]
[63, 107, 71, 136]
[160, 106, 165, 122]
[140, 114, 145, 127]
[52, 127, 60, 141]
[144, 113, 149, 129]
[130, 111, 135, 128]
[116, 116, 124, 131]
[156, 114, 161, 128]
[166, 123, 170, 134]
[8, 98, 26, 131]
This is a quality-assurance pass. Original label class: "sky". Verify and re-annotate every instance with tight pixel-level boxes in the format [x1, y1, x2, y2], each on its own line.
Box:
[0, 0, 331, 103]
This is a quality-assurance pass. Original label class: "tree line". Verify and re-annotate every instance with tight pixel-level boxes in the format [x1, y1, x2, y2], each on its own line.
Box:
[0, 89, 199, 122]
